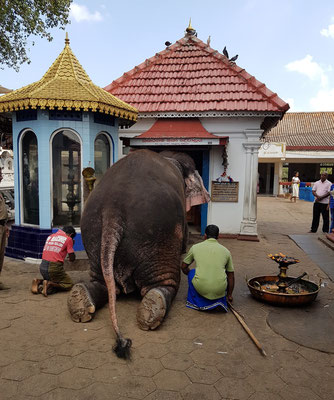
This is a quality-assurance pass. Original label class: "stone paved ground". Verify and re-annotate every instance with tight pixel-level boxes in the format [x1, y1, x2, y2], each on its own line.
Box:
[0, 197, 333, 400]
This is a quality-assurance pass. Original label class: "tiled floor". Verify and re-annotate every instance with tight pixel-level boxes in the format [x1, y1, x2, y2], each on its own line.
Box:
[0, 196, 333, 400]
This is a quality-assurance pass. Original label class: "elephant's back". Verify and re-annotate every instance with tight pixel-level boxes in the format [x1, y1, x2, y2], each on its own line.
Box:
[86, 150, 185, 225]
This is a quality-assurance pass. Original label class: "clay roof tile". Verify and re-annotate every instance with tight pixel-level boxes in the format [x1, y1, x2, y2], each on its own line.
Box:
[105, 34, 288, 115]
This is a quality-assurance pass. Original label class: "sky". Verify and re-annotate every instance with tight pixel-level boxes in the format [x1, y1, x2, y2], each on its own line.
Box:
[2, 0, 334, 112]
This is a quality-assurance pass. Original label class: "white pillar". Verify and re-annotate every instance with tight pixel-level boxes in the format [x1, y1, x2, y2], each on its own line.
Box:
[240, 130, 262, 236]
[242, 145, 252, 221]
[250, 146, 260, 221]
[274, 161, 284, 196]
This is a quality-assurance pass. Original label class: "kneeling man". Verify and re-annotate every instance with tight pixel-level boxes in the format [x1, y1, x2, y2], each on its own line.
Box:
[31, 226, 76, 296]
[181, 224, 235, 311]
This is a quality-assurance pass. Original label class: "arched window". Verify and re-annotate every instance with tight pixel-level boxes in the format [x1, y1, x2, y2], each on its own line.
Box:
[94, 133, 111, 184]
[52, 130, 81, 227]
[21, 130, 39, 225]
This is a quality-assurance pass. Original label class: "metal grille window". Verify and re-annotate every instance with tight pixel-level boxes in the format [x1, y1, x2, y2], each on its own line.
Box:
[16, 109, 37, 122]
[94, 113, 115, 126]
[49, 110, 82, 121]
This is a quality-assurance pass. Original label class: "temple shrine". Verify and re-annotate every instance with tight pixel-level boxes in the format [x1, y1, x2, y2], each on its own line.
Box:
[105, 22, 289, 238]
[0, 35, 137, 258]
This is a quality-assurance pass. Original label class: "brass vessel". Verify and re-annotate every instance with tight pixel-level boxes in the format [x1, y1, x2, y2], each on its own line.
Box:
[247, 253, 320, 306]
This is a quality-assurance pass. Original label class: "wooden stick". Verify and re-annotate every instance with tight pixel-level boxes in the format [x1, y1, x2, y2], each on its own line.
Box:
[227, 301, 267, 357]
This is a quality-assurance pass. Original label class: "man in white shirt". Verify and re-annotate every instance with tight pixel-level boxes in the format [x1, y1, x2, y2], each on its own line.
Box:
[310, 171, 332, 233]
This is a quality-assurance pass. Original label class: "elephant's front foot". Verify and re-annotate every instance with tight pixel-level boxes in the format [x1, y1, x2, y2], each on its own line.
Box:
[67, 283, 96, 323]
[137, 288, 167, 331]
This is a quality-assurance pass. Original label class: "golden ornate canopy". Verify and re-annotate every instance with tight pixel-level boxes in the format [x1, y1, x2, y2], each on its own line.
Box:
[0, 34, 137, 121]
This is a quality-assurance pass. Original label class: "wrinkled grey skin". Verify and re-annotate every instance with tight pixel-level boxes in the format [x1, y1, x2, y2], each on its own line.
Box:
[68, 149, 209, 358]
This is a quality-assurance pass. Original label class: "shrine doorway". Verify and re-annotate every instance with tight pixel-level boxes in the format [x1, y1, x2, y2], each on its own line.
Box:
[51, 129, 82, 227]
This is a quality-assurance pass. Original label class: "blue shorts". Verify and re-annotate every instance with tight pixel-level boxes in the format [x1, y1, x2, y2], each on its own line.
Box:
[186, 269, 228, 312]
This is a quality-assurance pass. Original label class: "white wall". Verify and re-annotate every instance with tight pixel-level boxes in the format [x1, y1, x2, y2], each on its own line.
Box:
[207, 142, 245, 233]
[201, 117, 263, 235]
[119, 116, 264, 236]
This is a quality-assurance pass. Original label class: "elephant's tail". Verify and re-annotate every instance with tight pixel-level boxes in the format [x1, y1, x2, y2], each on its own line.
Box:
[100, 221, 132, 359]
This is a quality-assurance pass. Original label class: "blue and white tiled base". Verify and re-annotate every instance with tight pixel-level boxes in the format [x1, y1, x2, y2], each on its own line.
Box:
[6, 225, 84, 260]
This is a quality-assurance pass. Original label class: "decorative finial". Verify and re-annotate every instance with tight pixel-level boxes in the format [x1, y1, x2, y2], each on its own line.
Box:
[185, 18, 197, 36]
[65, 32, 70, 45]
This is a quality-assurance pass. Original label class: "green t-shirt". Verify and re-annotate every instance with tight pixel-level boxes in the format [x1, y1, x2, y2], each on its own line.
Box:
[183, 238, 234, 300]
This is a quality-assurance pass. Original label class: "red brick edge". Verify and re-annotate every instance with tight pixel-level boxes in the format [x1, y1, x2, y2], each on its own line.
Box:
[237, 234, 260, 242]
[219, 234, 238, 239]
[192, 233, 260, 242]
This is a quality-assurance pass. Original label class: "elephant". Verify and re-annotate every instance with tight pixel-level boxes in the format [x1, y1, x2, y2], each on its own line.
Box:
[67, 149, 210, 358]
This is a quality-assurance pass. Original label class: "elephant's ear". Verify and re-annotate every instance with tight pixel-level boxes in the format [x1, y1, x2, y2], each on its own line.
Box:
[160, 151, 195, 177]
[185, 170, 211, 212]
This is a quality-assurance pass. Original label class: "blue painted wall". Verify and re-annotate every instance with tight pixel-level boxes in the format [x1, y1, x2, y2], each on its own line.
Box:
[200, 150, 210, 235]
[12, 109, 118, 230]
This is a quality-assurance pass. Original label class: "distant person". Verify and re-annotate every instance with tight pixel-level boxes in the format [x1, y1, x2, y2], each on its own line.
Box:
[329, 183, 334, 233]
[310, 172, 332, 233]
[290, 171, 300, 203]
[181, 224, 235, 311]
[0, 168, 9, 290]
[31, 226, 76, 296]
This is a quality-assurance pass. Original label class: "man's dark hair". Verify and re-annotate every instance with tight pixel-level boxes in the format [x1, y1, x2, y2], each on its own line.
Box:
[62, 226, 76, 238]
[205, 224, 219, 239]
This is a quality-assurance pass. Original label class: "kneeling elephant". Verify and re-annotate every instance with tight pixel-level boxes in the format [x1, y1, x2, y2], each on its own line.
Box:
[67, 149, 210, 358]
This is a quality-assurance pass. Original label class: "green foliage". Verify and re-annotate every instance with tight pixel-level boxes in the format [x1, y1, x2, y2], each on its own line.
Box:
[0, 0, 72, 71]
[282, 166, 289, 180]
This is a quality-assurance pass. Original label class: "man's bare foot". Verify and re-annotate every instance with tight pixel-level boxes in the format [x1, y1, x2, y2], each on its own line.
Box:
[42, 280, 49, 297]
[31, 279, 43, 294]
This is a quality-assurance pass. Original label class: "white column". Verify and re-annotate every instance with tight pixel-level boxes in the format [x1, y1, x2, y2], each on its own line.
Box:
[240, 130, 263, 236]
[250, 146, 260, 221]
[242, 146, 252, 221]
[273, 162, 279, 196]
[274, 161, 284, 196]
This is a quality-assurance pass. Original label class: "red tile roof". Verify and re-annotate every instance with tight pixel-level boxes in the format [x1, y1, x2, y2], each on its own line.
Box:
[105, 32, 289, 114]
[266, 112, 334, 149]
[136, 119, 218, 139]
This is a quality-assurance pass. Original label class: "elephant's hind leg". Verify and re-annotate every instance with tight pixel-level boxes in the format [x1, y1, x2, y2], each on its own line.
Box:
[67, 281, 108, 323]
[67, 283, 96, 323]
[137, 286, 175, 330]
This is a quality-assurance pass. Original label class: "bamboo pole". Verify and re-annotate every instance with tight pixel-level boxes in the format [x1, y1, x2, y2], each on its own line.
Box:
[227, 301, 267, 357]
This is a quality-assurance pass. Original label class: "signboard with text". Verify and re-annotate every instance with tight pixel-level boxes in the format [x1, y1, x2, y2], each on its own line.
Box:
[130, 137, 220, 146]
[258, 142, 286, 158]
[211, 181, 239, 202]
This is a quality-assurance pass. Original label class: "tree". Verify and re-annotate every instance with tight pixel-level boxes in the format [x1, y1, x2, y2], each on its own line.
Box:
[0, 0, 73, 71]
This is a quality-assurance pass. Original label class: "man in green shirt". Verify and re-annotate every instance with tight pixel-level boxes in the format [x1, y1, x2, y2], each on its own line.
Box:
[181, 224, 235, 311]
